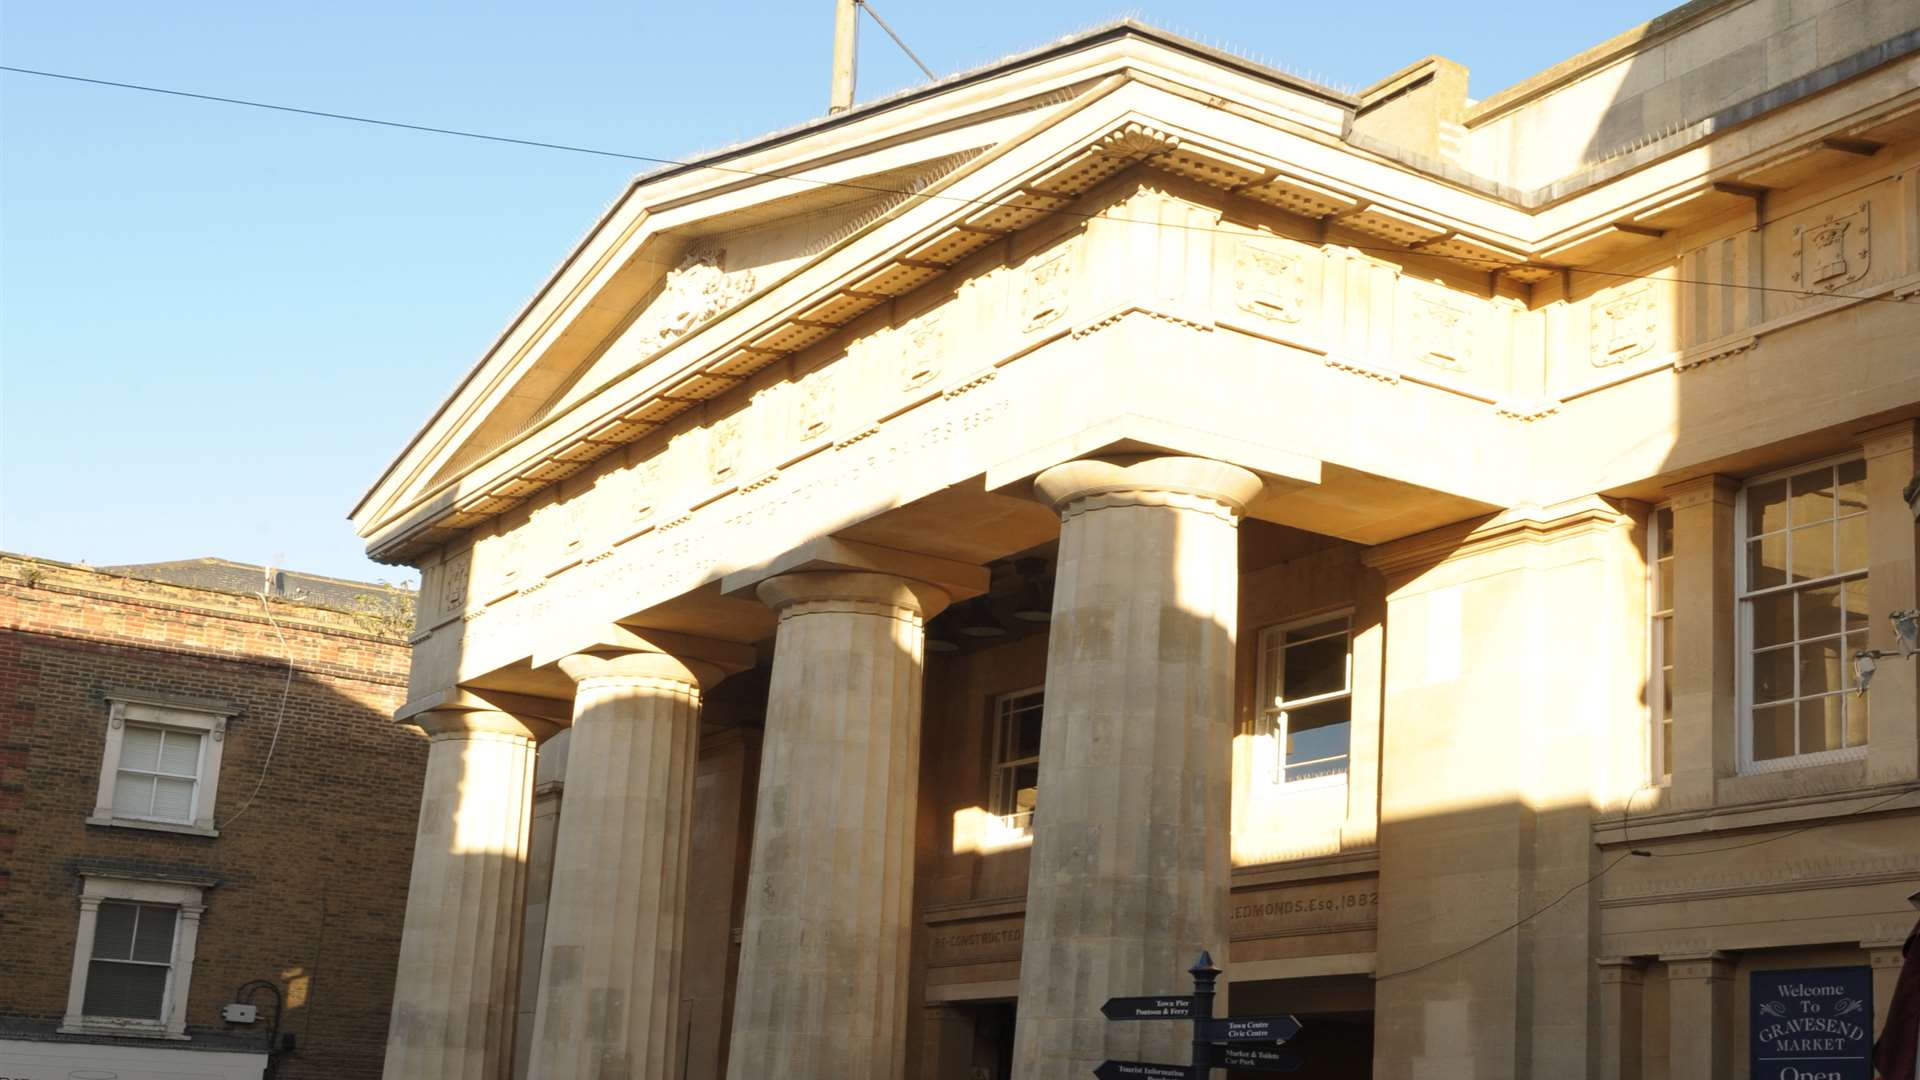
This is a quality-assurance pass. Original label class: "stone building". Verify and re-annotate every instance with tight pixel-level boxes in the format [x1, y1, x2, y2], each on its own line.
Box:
[352, 1, 1920, 1077]
[0, 554, 423, 1079]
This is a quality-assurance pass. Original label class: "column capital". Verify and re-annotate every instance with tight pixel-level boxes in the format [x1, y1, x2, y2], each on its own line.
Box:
[756, 570, 952, 621]
[1662, 951, 1735, 980]
[1597, 956, 1649, 984]
[1033, 454, 1263, 518]
[1864, 939, 1909, 967]
[554, 628, 754, 690]
[1663, 474, 1738, 509]
[411, 705, 557, 742]
[1854, 417, 1919, 458]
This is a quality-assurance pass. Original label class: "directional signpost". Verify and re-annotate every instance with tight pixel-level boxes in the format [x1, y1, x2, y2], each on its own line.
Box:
[1101, 996, 1197, 1021]
[1097, 952, 1302, 1078]
[1093, 1062, 1190, 1080]
[1205, 1044, 1304, 1072]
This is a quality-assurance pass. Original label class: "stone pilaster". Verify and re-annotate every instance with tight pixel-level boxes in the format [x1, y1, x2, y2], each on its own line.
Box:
[1664, 951, 1734, 1080]
[1859, 421, 1920, 783]
[1866, 938, 1908, 1047]
[525, 646, 728, 1080]
[383, 706, 551, 1080]
[1597, 957, 1647, 1080]
[725, 571, 949, 1080]
[1010, 455, 1260, 1080]
[1664, 475, 1737, 808]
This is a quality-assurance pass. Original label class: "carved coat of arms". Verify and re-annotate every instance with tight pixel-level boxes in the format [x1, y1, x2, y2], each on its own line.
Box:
[1021, 250, 1071, 332]
[1791, 202, 1870, 292]
[904, 314, 945, 391]
[795, 369, 834, 442]
[635, 249, 757, 354]
[1590, 282, 1657, 366]
[707, 413, 745, 484]
[1232, 240, 1309, 324]
[1408, 294, 1473, 371]
[440, 551, 472, 614]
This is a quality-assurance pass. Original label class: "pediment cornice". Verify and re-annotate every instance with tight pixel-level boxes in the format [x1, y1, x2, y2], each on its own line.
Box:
[353, 30, 1920, 564]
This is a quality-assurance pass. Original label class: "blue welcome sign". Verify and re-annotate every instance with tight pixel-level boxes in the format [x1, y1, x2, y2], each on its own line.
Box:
[1750, 966, 1874, 1080]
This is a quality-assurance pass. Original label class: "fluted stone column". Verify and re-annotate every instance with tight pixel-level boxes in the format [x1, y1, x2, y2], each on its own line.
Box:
[725, 571, 949, 1080]
[1011, 455, 1261, 1080]
[526, 647, 723, 1080]
[383, 706, 551, 1080]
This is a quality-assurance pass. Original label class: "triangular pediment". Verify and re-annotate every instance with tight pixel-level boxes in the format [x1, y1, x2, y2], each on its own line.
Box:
[354, 16, 1888, 563]
[354, 28, 1396, 554]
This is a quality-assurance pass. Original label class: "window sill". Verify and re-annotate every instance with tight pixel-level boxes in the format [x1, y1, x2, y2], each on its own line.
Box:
[58, 1019, 189, 1041]
[1267, 774, 1350, 794]
[86, 816, 218, 838]
[1593, 777, 1916, 846]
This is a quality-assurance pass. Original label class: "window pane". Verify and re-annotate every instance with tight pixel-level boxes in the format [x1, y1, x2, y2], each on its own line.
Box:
[1798, 695, 1845, 755]
[1789, 522, 1834, 582]
[1655, 507, 1674, 559]
[113, 774, 155, 817]
[1659, 666, 1673, 717]
[1285, 618, 1347, 645]
[1844, 578, 1871, 630]
[1752, 704, 1795, 760]
[92, 902, 138, 960]
[120, 727, 162, 772]
[1011, 764, 1038, 816]
[1752, 646, 1794, 704]
[83, 960, 168, 1020]
[1797, 638, 1844, 697]
[1796, 584, 1843, 640]
[1789, 467, 1835, 526]
[1284, 699, 1350, 779]
[156, 732, 201, 777]
[1835, 458, 1867, 515]
[1749, 535, 1787, 590]
[1837, 514, 1867, 574]
[1751, 592, 1794, 649]
[1660, 719, 1674, 778]
[150, 778, 195, 822]
[1282, 635, 1348, 701]
[1656, 559, 1673, 612]
[1747, 479, 1788, 536]
[130, 906, 177, 964]
[1013, 712, 1042, 760]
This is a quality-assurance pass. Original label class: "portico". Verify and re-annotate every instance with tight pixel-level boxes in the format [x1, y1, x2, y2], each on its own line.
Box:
[357, 10, 1920, 1079]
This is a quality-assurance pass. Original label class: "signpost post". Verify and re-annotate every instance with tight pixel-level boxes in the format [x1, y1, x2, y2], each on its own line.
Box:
[1097, 952, 1302, 1077]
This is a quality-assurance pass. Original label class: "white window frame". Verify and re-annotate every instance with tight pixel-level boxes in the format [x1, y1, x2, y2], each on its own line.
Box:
[988, 687, 1044, 833]
[1649, 504, 1675, 784]
[60, 873, 210, 1040]
[90, 694, 235, 837]
[1734, 454, 1872, 774]
[1257, 610, 1354, 789]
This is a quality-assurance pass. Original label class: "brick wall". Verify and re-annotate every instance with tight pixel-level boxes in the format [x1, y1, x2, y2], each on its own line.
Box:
[0, 555, 424, 1079]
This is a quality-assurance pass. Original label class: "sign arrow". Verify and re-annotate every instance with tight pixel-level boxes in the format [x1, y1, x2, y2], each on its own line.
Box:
[1196, 1014, 1302, 1044]
[1205, 1043, 1303, 1072]
[1100, 995, 1197, 1020]
[1093, 1062, 1188, 1080]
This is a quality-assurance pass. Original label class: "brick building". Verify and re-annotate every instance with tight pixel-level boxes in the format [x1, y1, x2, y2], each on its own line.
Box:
[0, 553, 425, 1080]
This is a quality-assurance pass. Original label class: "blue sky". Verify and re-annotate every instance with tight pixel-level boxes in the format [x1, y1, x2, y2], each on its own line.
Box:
[0, 1, 1675, 585]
